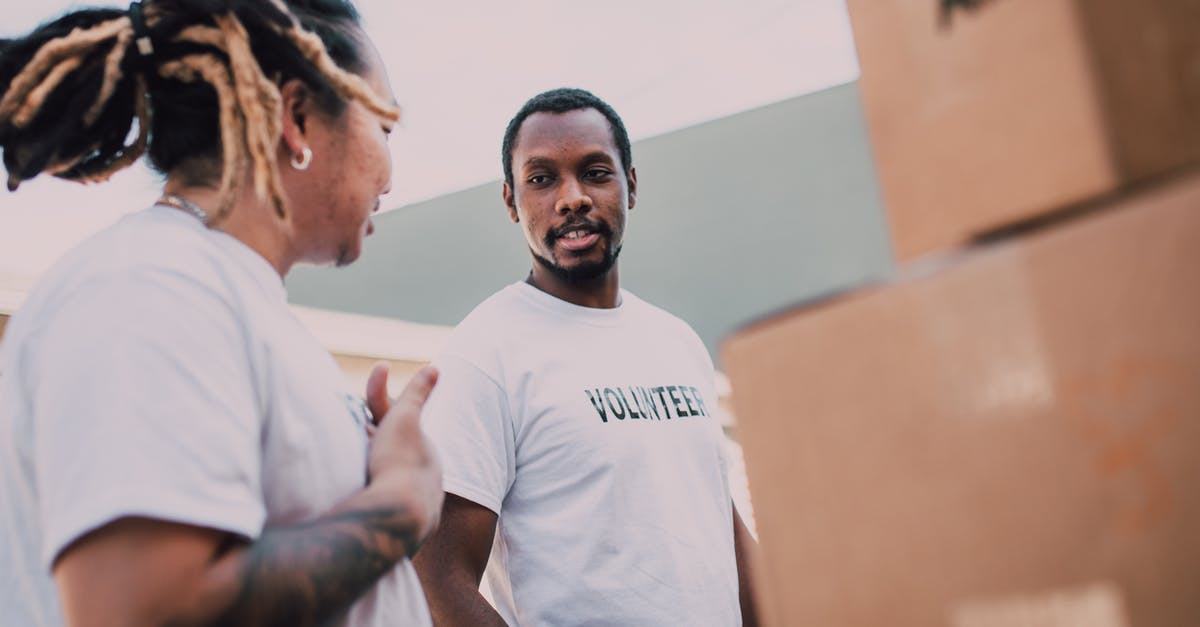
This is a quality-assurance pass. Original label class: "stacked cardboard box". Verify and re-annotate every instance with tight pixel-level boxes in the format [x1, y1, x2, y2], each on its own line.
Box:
[849, 0, 1199, 260]
[724, 1, 1200, 625]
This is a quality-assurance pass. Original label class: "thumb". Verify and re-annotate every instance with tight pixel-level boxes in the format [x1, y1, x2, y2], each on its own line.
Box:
[385, 365, 439, 431]
[365, 361, 392, 421]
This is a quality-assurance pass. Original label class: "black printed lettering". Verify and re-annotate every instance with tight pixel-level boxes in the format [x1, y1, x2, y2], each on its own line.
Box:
[629, 387, 650, 420]
[618, 388, 640, 419]
[639, 387, 661, 420]
[604, 388, 627, 420]
[679, 386, 700, 416]
[666, 386, 687, 417]
[585, 389, 608, 423]
[689, 387, 709, 417]
[589, 383, 715, 425]
[651, 387, 671, 419]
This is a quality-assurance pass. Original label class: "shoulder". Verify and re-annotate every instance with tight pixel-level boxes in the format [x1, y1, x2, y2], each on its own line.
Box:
[443, 283, 529, 349]
[35, 208, 236, 299]
[623, 289, 700, 337]
[9, 209, 254, 354]
[622, 289, 713, 365]
[456, 282, 527, 327]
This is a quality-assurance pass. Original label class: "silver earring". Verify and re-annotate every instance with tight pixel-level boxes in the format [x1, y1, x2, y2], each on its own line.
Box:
[291, 146, 313, 171]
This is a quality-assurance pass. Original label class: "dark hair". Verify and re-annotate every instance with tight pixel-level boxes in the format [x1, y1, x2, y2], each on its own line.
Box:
[0, 0, 396, 221]
[501, 87, 632, 189]
[146, 0, 368, 175]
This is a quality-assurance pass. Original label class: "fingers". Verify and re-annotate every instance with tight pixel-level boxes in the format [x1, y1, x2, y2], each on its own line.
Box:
[385, 366, 439, 432]
[364, 365, 442, 493]
[365, 361, 391, 421]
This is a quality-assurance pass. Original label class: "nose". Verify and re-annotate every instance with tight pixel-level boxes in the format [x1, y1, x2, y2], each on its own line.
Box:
[554, 177, 592, 215]
[381, 165, 396, 194]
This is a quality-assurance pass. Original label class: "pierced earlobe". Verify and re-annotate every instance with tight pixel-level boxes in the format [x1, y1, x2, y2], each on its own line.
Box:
[291, 146, 313, 171]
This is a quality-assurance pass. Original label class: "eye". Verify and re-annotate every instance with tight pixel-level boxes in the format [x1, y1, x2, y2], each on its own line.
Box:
[585, 168, 613, 181]
[527, 174, 552, 186]
[381, 124, 393, 137]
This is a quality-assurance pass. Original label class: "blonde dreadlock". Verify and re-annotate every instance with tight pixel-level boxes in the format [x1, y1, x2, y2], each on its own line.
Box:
[52, 75, 151, 185]
[0, 0, 400, 224]
[159, 53, 248, 224]
[0, 17, 129, 123]
[264, 0, 399, 123]
[82, 28, 133, 126]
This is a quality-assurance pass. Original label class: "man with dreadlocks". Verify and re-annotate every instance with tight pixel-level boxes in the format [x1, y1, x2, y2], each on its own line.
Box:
[0, 2, 441, 626]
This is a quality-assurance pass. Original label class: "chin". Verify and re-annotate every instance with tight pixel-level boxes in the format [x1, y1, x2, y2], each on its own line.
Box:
[334, 240, 363, 267]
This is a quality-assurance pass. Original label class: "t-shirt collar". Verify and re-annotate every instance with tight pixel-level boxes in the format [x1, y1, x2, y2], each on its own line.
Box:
[511, 280, 628, 327]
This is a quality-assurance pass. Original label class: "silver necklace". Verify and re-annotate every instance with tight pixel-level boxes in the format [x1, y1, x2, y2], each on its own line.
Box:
[157, 193, 209, 224]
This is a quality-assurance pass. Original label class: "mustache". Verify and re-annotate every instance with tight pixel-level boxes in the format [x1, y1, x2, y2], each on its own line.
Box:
[544, 218, 612, 246]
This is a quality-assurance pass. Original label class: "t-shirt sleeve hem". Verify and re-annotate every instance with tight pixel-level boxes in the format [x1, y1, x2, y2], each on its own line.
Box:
[41, 491, 265, 571]
[442, 478, 502, 516]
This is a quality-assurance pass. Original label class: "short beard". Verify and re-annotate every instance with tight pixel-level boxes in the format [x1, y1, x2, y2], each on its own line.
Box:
[532, 242, 622, 284]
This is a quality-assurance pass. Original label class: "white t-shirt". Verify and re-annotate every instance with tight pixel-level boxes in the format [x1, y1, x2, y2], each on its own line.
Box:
[423, 282, 740, 626]
[0, 206, 431, 627]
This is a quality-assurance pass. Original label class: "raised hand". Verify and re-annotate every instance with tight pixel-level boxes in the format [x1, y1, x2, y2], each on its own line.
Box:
[363, 363, 444, 540]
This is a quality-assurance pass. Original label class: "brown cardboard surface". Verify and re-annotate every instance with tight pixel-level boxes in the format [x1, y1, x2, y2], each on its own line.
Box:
[846, 0, 1200, 260]
[723, 171, 1200, 626]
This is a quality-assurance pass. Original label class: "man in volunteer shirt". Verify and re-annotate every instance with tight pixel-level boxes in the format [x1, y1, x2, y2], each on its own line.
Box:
[413, 88, 759, 626]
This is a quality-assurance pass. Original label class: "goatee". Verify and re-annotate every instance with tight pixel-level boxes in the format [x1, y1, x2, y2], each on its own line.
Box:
[532, 242, 622, 284]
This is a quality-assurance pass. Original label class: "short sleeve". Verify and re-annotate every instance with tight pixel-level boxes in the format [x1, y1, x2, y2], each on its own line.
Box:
[420, 354, 515, 515]
[28, 268, 266, 569]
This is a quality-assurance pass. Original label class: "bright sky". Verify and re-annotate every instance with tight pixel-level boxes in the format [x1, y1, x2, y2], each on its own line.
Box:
[0, 0, 859, 282]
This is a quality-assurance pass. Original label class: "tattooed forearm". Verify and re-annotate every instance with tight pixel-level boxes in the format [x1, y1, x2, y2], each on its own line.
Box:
[209, 508, 420, 627]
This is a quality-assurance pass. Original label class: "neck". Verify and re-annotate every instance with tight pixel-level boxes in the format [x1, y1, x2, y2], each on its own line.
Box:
[162, 178, 296, 278]
[525, 264, 621, 309]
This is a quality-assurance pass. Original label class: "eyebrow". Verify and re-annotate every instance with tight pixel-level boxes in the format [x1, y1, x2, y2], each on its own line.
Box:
[520, 151, 617, 169]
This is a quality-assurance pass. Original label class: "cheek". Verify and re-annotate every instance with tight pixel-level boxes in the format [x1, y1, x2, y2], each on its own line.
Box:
[518, 211, 546, 247]
[519, 214, 538, 240]
[341, 117, 389, 182]
[370, 133, 391, 172]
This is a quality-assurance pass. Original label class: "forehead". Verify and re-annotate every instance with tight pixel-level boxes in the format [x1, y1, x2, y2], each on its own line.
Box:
[513, 109, 619, 163]
[354, 35, 398, 106]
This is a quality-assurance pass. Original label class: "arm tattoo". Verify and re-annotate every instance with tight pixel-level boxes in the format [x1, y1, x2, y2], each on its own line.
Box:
[209, 508, 421, 627]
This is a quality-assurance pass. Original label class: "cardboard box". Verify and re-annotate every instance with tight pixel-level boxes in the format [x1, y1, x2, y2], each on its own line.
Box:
[723, 170, 1200, 626]
[847, 0, 1200, 259]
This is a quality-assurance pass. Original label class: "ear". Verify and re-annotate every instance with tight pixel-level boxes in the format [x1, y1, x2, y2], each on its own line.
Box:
[626, 166, 638, 211]
[503, 181, 519, 223]
[278, 79, 315, 158]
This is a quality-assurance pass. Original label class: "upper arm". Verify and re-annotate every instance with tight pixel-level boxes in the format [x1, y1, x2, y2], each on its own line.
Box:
[53, 517, 239, 627]
[421, 352, 515, 515]
[732, 504, 761, 627]
[415, 350, 513, 623]
[30, 270, 264, 569]
[732, 503, 756, 557]
[413, 493, 498, 589]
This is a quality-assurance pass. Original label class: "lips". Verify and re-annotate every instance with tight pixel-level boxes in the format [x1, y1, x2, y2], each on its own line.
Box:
[366, 200, 382, 236]
[549, 220, 608, 252]
[557, 230, 600, 251]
